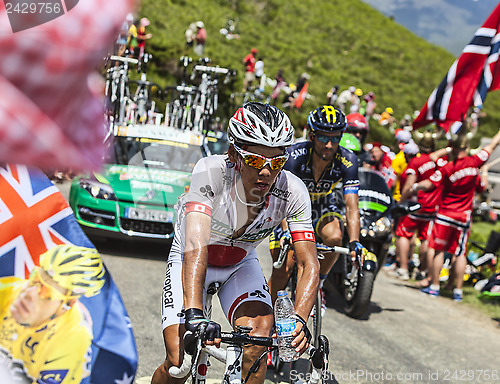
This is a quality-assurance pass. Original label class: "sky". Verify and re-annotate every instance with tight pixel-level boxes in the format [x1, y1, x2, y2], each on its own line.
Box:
[361, 0, 499, 56]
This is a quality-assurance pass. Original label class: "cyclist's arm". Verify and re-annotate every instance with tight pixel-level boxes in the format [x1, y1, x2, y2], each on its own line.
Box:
[344, 193, 359, 243]
[293, 240, 319, 353]
[183, 211, 212, 311]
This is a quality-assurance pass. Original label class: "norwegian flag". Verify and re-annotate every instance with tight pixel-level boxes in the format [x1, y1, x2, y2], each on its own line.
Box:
[413, 3, 500, 130]
[0, 164, 138, 384]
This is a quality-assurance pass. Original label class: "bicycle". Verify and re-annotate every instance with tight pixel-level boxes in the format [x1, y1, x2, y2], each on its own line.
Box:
[169, 282, 330, 384]
[190, 64, 230, 132]
[271, 238, 350, 380]
[104, 55, 139, 125]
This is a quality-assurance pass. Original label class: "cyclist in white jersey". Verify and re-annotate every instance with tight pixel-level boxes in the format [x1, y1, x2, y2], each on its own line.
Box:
[152, 103, 319, 384]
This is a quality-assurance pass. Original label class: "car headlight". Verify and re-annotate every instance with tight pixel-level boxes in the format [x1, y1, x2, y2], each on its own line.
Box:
[371, 216, 391, 236]
[79, 179, 118, 201]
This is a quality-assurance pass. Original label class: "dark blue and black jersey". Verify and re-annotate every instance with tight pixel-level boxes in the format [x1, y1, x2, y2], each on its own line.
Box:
[286, 141, 360, 200]
[271, 141, 360, 247]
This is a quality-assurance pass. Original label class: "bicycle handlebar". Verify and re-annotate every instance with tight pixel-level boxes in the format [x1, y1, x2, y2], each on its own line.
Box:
[109, 55, 139, 65]
[316, 244, 350, 255]
[273, 241, 350, 269]
[193, 65, 230, 75]
[169, 330, 275, 378]
[273, 237, 291, 269]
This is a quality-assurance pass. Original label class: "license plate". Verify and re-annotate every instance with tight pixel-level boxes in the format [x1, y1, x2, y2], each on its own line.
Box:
[124, 207, 173, 223]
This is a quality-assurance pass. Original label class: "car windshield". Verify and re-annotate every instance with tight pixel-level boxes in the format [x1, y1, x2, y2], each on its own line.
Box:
[111, 136, 204, 173]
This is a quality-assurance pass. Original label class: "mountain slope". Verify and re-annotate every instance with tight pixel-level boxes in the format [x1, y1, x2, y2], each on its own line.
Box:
[139, 0, 500, 142]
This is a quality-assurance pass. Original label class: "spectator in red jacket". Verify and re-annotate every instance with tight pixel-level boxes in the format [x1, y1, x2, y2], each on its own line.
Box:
[405, 125, 500, 302]
[395, 135, 450, 281]
[242, 48, 258, 91]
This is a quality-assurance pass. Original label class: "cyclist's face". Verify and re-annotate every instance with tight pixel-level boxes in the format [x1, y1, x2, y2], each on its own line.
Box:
[312, 132, 342, 161]
[10, 269, 70, 327]
[229, 144, 284, 198]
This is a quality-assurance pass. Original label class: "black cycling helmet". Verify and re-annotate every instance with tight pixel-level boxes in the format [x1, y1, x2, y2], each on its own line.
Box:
[307, 105, 346, 133]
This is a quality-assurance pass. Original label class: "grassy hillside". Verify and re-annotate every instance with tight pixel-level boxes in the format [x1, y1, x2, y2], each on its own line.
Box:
[136, 0, 500, 144]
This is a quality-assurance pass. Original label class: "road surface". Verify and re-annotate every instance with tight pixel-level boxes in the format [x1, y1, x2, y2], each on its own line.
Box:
[57, 182, 500, 384]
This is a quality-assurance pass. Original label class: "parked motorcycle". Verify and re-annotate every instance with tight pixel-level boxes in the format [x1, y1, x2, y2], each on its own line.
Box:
[326, 168, 416, 319]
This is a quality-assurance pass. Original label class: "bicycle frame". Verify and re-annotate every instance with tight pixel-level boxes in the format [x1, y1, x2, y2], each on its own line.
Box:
[169, 282, 330, 384]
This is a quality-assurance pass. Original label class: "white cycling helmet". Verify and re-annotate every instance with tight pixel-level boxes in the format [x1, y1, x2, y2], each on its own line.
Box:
[228, 102, 294, 147]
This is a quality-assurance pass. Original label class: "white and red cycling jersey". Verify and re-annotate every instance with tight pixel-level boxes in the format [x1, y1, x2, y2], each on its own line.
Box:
[170, 155, 315, 267]
[429, 149, 489, 216]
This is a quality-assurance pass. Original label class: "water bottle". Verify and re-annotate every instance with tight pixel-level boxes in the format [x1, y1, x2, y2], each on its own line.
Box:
[274, 290, 298, 362]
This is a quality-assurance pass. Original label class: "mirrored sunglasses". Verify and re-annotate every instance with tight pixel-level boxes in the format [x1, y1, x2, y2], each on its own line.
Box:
[28, 268, 73, 302]
[234, 146, 289, 170]
[315, 134, 342, 144]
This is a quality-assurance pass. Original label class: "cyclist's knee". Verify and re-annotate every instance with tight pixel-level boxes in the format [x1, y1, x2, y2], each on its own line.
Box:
[152, 359, 186, 384]
[233, 303, 273, 336]
[165, 349, 183, 370]
[322, 235, 343, 247]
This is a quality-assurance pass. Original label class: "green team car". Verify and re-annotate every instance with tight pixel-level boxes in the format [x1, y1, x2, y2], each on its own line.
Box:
[69, 124, 226, 240]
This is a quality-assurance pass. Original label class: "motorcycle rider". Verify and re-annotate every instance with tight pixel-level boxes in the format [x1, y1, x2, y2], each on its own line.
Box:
[268, 105, 365, 313]
[345, 112, 371, 165]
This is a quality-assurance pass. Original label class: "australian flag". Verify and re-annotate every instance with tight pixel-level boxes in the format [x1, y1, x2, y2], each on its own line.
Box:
[0, 164, 138, 384]
[413, 2, 500, 130]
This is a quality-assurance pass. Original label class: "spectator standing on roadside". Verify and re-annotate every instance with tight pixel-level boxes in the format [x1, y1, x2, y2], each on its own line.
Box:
[404, 125, 500, 302]
[391, 130, 412, 202]
[136, 17, 153, 59]
[185, 22, 196, 49]
[194, 21, 207, 56]
[115, 13, 134, 56]
[255, 57, 265, 91]
[349, 88, 363, 113]
[359, 91, 376, 121]
[326, 85, 339, 106]
[396, 134, 450, 282]
[271, 69, 286, 105]
[242, 48, 258, 91]
[127, 18, 138, 56]
[336, 86, 356, 113]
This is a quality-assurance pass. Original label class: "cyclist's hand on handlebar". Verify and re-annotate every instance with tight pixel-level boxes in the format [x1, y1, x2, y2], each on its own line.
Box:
[349, 241, 366, 267]
[291, 314, 311, 356]
[184, 308, 221, 347]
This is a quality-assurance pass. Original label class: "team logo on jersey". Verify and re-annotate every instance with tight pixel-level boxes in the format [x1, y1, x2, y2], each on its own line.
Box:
[200, 185, 214, 198]
[39, 370, 68, 384]
[249, 289, 267, 299]
[163, 263, 174, 309]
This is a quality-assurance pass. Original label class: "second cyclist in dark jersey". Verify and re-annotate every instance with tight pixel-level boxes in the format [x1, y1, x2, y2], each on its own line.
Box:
[269, 106, 366, 311]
